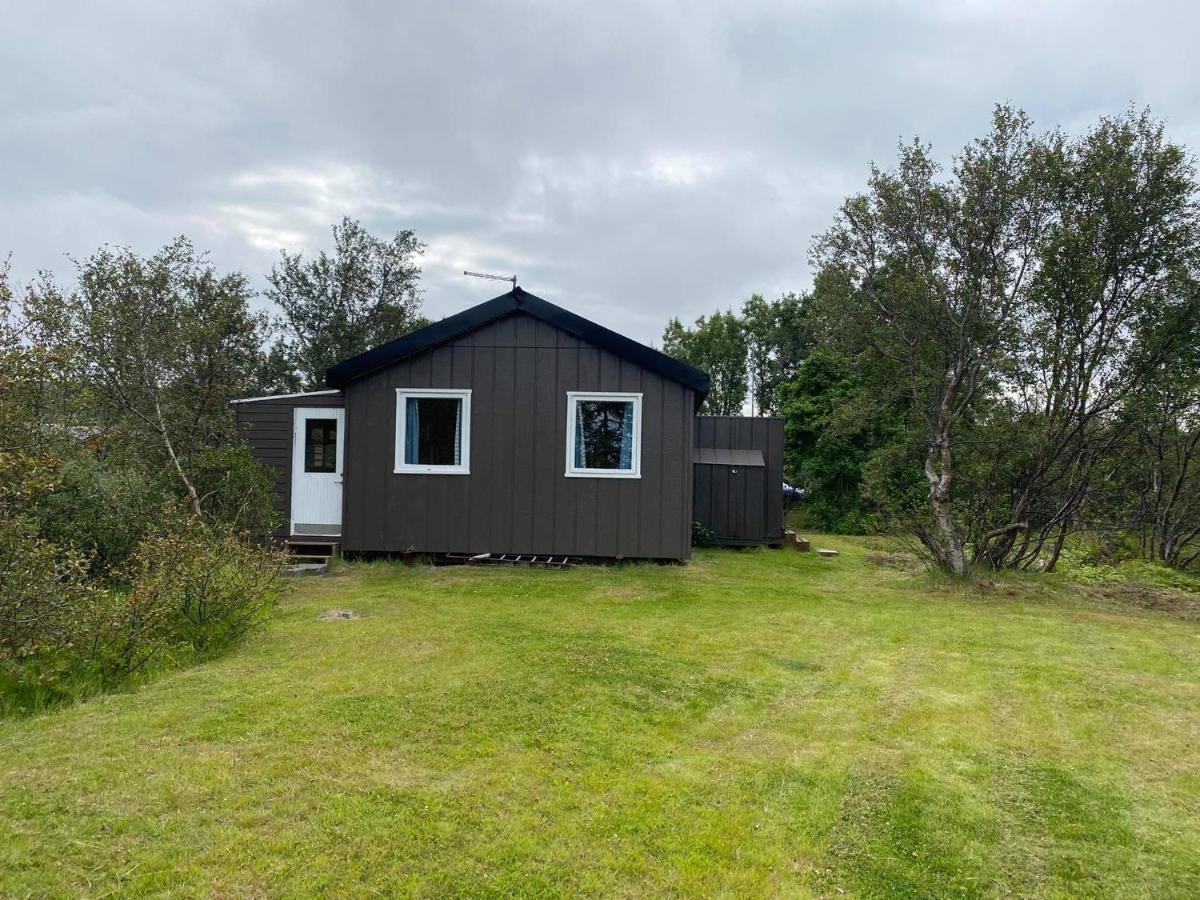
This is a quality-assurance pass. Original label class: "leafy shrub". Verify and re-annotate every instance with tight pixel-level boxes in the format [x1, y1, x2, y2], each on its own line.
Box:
[0, 519, 98, 700]
[189, 444, 281, 538]
[33, 453, 166, 574]
[32, 444, 279, 574]
[0, 522, 156, 708]
[0, 510, 285, 715]
[124, 515, 285, 653]
[1063, 560, 1126, 586]
[780, 347, 905, 535]
[1116, 560, 1200, 593]
[1057, 544, 1200, 593]
[785, 506, 819, 532]
[691, 521, 717, 548]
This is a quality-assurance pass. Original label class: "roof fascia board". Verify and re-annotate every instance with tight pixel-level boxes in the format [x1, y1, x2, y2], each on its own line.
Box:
[230, 389, 343, 405]
[324, 289, 710, 402]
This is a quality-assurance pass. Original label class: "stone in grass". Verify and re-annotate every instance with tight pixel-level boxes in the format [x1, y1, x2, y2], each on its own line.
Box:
[318, 609, 361, 621]
[817, 548, 839, 558]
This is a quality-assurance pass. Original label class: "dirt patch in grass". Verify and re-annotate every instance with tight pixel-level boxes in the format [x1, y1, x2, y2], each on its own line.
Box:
[762, 653, 823, 673]
[923, 571, 1200, 623]
[866, 552, 920, 571]
[318, 609, 361, 621]
[1085, 584, 1200, 622]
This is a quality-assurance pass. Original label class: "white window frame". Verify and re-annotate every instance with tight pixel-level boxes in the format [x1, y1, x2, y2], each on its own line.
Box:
[394, 388, 472, 475]
[565, 391, 643, 479]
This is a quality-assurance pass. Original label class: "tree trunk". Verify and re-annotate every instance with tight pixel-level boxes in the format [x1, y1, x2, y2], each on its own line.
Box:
[156, 398, 203, 519]
[925, 435, 969, 576]
[1043, 522, 1070, 572]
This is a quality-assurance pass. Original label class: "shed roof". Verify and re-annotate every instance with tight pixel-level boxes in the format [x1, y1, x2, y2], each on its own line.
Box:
[692, 447, 765, 467]
[324, 287, 710, 404]
[230, 389, 342, 405]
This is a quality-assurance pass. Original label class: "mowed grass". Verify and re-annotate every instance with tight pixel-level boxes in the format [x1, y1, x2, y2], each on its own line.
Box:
[2, 538, 1199, 897]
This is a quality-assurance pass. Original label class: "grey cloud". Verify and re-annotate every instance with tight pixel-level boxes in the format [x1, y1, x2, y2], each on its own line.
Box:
[3, 0, 1199, 344]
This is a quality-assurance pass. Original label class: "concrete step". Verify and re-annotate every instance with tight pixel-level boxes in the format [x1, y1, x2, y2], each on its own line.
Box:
[285, 562, 329, 577]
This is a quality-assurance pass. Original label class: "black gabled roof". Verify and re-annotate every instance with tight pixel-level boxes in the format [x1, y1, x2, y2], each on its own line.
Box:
[325, 287, 711, 403]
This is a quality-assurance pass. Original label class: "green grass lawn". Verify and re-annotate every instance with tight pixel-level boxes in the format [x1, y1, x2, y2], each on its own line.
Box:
[2, 537, 1199, 897]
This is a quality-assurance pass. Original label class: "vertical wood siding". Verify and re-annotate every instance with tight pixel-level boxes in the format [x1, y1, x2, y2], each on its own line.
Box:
[693, 415, 785, 545]
[341, 311, 696, 559]
[234, 393, 345, 537]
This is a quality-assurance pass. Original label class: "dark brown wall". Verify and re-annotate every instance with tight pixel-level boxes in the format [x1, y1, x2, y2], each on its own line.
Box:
[694, 416, 785, 545]
[694, 463, 767, 544]
[341, 311, 696, 559]
[234, 392, 345, 537]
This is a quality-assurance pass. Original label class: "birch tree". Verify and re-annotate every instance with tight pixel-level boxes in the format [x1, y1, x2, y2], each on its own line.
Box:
[266, 218, 426, 389]
[814, 106, 1050, 574]
[27, 239, 266, 518]
[814, 106, 1200, 575]
[662, 311, 748, 415]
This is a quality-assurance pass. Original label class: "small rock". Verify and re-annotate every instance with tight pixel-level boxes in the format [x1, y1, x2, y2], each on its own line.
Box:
[318, 609, 360, 621]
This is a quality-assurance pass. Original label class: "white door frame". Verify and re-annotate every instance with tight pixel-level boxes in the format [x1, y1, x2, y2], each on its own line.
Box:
[290, 407, 345, 537]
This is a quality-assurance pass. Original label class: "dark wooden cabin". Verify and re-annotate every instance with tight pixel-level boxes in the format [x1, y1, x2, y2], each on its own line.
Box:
[234, 288, 785, 561]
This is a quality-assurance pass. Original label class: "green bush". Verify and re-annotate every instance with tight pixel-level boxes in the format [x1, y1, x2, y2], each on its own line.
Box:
[0, 510, 285, 715]
[124, 515, 285, 654]
[1115, 560, 1200, 592]
[33, 453, 165, 574]
[691, 521, 717, 548]
[0, 519, 98, 703]
[189, 444, 281, 538]
[794, 502, 878, 536]
[32, 444, 280, 574]
[1057, 543, 1200, 592]
[780, 347, 905, 535]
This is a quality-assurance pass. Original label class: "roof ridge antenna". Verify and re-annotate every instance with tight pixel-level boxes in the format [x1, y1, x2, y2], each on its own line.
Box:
[464, 270, 518, 290]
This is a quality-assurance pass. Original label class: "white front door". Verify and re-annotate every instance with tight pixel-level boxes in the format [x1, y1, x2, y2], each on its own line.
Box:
[290, 407, 345, 536]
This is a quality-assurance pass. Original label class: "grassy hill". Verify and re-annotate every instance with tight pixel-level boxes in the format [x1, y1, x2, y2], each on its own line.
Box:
[2, 538, 1198, 897]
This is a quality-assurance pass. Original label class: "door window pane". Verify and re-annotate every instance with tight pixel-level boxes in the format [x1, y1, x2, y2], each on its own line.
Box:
[304, 419, 337, 473]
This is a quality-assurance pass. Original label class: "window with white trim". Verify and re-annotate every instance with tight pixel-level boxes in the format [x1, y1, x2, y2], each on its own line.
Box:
[394, 389, 471, 474]
[565, 392, 642, 478]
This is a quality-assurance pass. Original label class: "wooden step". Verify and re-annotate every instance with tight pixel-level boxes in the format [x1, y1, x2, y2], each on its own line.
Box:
[783, 530, 811, 552]
[285, 539, 340, 563]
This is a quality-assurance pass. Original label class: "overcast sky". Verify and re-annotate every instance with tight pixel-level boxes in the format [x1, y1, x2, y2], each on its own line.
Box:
[4, 1, 1200, 345]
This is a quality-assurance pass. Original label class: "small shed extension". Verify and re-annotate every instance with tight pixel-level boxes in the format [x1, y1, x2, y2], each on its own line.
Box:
[232, 389, 345, 538]
[693, 416, 785, 547]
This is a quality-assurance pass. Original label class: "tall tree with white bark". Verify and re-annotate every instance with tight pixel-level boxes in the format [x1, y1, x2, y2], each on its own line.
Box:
[26, 238, 266, 518]
[813, 105, 1200, 575]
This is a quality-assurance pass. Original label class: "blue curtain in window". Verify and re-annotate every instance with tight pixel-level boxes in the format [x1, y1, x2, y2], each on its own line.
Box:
[574, 403, 585, 468]
[619, 401, 633, 469]
[405, 398, 419, 464]
[453, 404, 462, 465]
